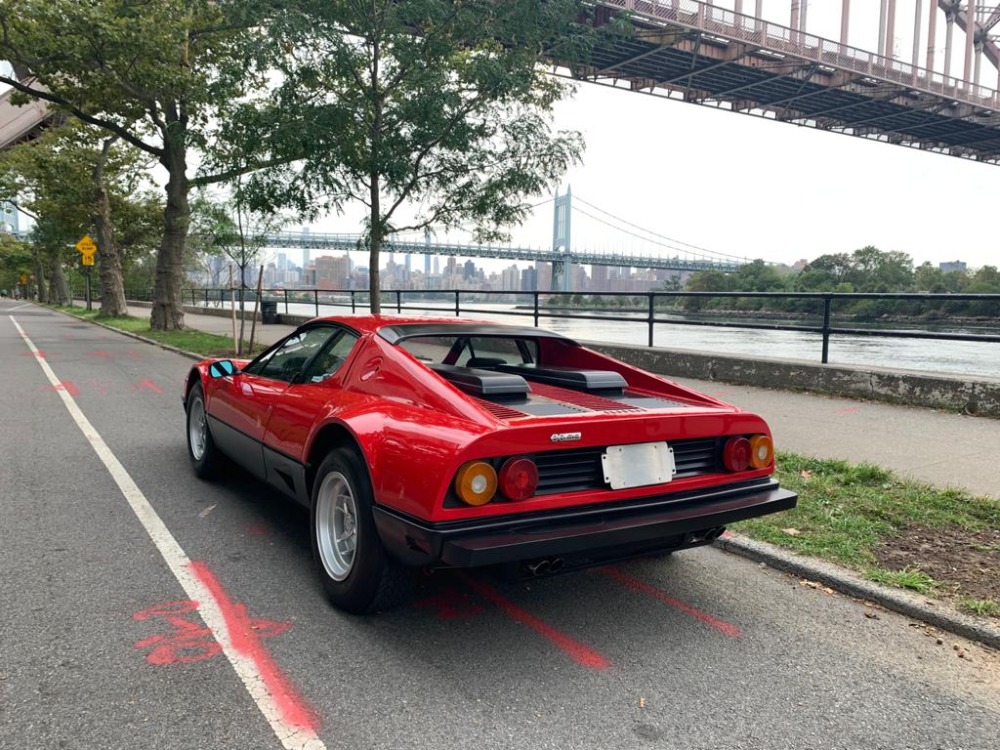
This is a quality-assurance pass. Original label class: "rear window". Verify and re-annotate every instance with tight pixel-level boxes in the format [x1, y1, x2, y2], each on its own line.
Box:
[399, 335, 538, 368]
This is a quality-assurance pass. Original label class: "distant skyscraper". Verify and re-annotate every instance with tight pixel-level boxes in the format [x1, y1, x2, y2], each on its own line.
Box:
[424, 254, 431, 274]
[433, 256, 440, 275]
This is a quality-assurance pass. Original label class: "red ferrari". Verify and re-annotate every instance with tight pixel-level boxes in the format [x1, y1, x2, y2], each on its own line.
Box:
[183, 316, 796, 613]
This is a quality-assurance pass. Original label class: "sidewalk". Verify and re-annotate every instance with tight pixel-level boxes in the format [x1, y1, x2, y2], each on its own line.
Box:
[169, 305, 999, 500]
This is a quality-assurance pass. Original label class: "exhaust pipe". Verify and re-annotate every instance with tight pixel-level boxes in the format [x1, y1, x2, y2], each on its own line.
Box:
[524, 557, 564, 576]
[526, 559, 551, 576]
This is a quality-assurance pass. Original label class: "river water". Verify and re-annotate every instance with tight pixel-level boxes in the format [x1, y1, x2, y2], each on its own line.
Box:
[245, 299, 998, 379]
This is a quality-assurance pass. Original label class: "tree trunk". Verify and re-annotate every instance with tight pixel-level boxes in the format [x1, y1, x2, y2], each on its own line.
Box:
[92, 138, 128, 317]
[49, 253, 71, 305]
[150, 139, 190, 330]
[32, 250, 48, 303]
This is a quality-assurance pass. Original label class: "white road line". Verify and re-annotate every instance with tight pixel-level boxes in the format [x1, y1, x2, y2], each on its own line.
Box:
[12, 317, 326, 750]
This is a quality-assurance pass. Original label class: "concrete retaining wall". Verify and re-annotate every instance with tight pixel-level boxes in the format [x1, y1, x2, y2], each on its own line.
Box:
[586, 341, 1000, 419]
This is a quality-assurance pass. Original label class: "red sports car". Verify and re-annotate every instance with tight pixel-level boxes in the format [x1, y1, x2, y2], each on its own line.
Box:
[183, 316, 796, 613]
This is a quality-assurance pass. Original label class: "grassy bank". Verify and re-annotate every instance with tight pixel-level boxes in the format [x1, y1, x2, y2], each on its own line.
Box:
[736, 453, 1000, 618]
[55, 306, 264, 357]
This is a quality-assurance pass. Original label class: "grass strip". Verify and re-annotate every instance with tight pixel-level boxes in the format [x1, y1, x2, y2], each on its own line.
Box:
[54, 305, 264, 357]
[735, 452, 1000, 615]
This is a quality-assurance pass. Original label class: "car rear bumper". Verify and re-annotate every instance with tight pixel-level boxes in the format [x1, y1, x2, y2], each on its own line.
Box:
[373, 478, 797, 568]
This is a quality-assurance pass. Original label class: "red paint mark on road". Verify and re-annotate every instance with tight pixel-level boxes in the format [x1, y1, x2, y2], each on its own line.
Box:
[126, 349, 143, 358]
[86, 350, 114, 359]
[460, 574, 610, 670]
[131, 379, 164, 395]
[23, 349, 47, 359]
[413, 588, 484, 620]
[133, 599, 289, 666]
[44, 381, 79, 397]
[245, 524, 269, 537]
[835, 407, 861, 415]
[189, 561, 319, 733]
[710, 390, 733, 397]
[598, 567, 742, 638]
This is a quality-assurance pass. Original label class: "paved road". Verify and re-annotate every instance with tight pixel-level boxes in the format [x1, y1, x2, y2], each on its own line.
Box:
[3, 301, 1000, 750]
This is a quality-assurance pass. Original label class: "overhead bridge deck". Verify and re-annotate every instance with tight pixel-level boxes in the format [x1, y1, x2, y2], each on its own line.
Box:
[581, 0, 1000, 163]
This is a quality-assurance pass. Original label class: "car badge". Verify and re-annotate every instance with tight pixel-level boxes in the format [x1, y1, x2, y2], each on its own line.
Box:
[550, 432, 582, 443]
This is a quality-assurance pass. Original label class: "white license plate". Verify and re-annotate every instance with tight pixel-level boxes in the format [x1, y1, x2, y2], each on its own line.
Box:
[601, 442, 675, 490]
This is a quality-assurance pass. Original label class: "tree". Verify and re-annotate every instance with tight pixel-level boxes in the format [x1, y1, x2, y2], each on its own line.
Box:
[237, 0, 590, 313]
[0, 121, 159, 315]
[0, 231, 33, 294]
[848, 245, 913, 292]
[0, 0, 288, 329]
[190, 189, 287, 353]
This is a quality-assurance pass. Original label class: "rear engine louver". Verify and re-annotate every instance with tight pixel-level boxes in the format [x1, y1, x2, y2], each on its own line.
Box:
[534, 437, 721, 495]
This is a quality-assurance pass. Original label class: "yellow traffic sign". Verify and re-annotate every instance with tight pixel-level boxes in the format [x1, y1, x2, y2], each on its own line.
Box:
[76, 235, 97, 255]
[82, 253, 95, 266]
[19, 273, 28, 284]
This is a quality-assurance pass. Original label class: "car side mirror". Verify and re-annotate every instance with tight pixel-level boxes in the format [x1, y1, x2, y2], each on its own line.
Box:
[209, 359, 238, 378]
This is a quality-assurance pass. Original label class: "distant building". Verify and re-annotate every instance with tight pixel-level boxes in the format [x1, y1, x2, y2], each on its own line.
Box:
[314, 254, 351, 289]
[521, 266, 538, 292]
[939, 261, 967, 274]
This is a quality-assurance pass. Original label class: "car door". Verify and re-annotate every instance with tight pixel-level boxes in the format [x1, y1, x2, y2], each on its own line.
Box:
[209, 326, 340, 478]
[261, 328, 362, 501]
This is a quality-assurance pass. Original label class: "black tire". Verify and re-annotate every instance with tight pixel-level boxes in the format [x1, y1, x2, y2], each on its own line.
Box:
[186, 383, 222, 479]
[310, 448, 411, 614]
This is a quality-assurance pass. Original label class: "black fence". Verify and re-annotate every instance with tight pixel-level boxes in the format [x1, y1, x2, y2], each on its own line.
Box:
[158, 287, 1000, 365]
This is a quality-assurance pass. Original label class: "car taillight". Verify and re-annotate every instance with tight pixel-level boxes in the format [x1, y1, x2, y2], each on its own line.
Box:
[723, 435, 773, 471]
[749, 435, 774, 469]
[498, 458, 539, 501]
[454, 461, 498, 506]
[722, 437, 751, 471]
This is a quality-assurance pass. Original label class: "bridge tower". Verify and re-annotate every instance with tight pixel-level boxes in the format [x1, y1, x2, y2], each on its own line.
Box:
[551, 186, 572, 292]
[1, 200, 18, 233]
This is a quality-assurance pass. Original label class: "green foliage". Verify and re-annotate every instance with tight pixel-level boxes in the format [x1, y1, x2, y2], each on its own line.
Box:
[865, 567, 939, 594]
[958, 598, 1000, 617]
[0, 0, 290, 328]
[236, 0, 592, 311]
[0, 232, 34, 289]
[681, 246, 998, 320]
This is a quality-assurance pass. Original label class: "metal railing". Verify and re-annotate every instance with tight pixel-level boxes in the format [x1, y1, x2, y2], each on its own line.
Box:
[169, 287, 1000, 365]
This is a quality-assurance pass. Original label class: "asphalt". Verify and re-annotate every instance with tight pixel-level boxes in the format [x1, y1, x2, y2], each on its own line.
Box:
[92, 303, 1000, 648]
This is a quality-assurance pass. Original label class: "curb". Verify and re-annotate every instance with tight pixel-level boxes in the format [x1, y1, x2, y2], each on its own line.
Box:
[715, 533, 1000, 651]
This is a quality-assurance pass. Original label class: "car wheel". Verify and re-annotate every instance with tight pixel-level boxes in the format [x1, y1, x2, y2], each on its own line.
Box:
[186, 383, 221, 479]
[311, 448, 411, 614]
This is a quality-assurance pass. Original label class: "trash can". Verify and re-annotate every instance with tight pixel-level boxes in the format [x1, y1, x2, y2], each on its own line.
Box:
[261, 300, 278, 324]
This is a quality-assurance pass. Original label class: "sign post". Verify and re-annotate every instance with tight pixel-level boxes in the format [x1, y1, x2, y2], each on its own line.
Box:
[75, 235, 97, 310]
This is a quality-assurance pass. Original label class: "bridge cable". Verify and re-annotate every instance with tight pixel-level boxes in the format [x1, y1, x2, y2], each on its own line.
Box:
[572, 195, 746, 262]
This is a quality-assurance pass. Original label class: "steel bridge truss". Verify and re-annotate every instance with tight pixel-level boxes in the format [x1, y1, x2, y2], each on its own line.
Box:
[579, 0, 1000, 163]
[263, 232, 741, 272]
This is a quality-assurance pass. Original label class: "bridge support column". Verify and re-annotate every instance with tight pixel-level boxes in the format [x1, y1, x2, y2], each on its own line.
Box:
[964, 0, 977, 85]
[926, 0, 937, 71]
[841, 0, 850, 44]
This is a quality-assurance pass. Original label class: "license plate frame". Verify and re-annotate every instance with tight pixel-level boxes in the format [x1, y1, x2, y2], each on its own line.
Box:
[601, 441, 675, 490]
